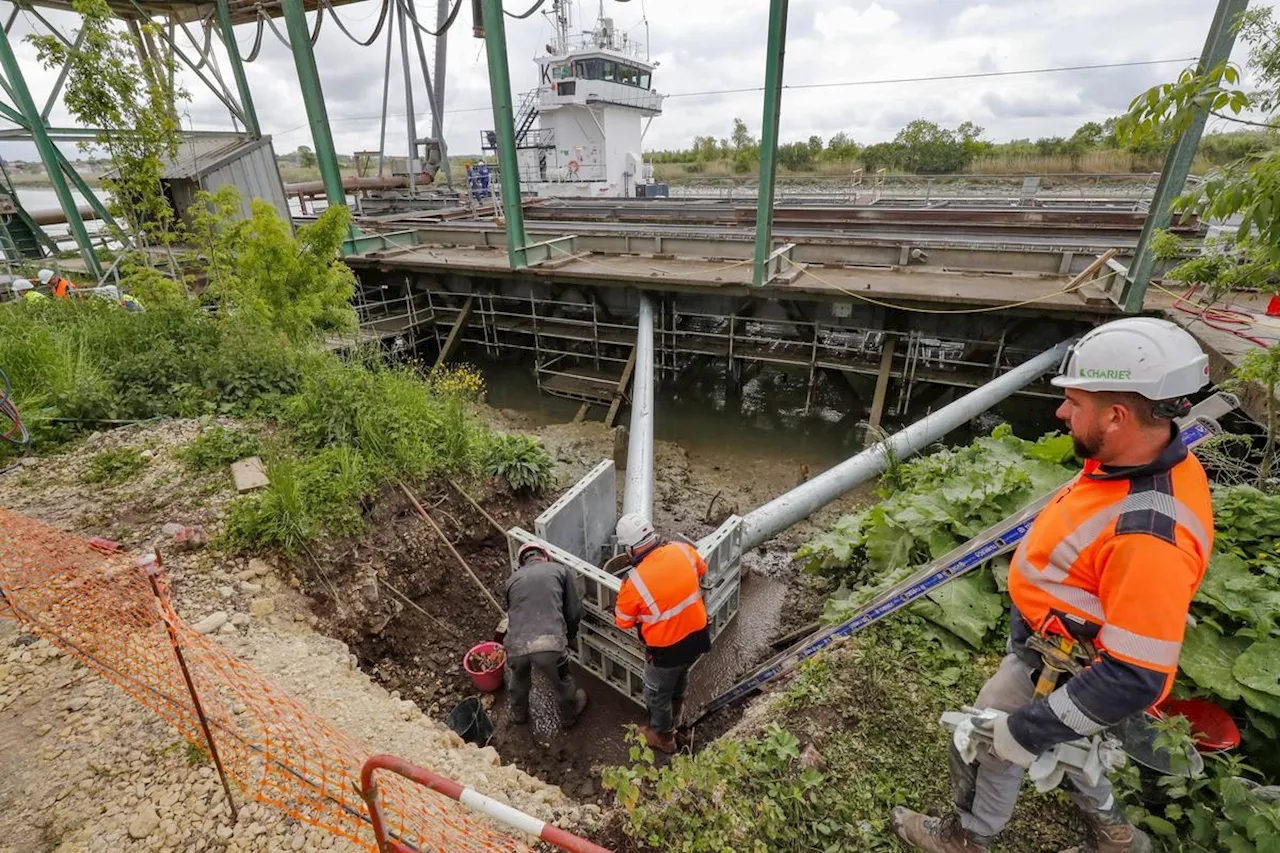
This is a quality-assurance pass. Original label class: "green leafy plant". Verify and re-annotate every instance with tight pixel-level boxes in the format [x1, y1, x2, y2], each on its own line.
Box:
[798, 424, 1078, 647]
[482, 433, 554, 493]
[176, 426, 264, 474]
[82, 447, 147, 486]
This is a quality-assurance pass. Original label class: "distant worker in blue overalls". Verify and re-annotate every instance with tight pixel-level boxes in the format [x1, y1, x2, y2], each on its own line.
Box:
[477, 161, 491, 202]
[464, 161, 479, 203]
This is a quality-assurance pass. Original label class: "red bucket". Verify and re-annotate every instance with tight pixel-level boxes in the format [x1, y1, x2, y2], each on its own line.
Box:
[463, 642, 506, 693]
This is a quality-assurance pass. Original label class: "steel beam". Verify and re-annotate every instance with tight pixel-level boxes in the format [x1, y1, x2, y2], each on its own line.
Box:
[751, 0, 789, 287]
[738, 342, 1071, 551]
[622, 295, 655, 521]
[0, 25, 101, 277]
[40, 28, 84, 121]
[432, 0, 453, 189]
[1120, 0, 1249, 312]
[395, 0, 417, 195]
[477, 0, 529, 268]
[216, 0, 261, 136]
[280, 0, 348, 213]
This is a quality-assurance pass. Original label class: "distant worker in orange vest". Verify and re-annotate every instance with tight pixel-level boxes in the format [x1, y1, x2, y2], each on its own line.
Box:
[893, 317, 1214, 853]
[38, 268, 76, 299]
[613, 513, 710, 754]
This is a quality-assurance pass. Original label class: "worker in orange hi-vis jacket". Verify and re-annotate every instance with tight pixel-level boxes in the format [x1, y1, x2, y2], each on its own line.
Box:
[893, 317, 1214, 853]
[613, 513, 710, 755]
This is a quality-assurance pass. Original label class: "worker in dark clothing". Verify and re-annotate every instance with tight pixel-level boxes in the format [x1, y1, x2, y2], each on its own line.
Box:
[501, 543, 588, 729]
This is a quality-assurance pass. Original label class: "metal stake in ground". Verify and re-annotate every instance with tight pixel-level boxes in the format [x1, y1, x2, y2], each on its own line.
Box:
[136, 551, 239, 822]
[398, 480, 506, 615]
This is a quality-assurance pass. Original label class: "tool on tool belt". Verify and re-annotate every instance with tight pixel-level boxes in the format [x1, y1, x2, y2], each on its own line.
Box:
[1026, 612, 1098, 699]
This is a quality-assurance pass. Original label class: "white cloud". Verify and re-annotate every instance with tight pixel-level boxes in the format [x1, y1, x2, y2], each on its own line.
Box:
[0, 0, 1275, 166]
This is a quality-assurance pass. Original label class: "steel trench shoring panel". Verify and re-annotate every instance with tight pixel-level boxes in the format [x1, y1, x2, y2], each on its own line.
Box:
[533, 459, 616, 568]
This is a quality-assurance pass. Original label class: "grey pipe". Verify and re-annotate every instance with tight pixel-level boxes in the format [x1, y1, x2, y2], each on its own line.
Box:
[622, 295, 656, 521]
[739, 341, 1071, 551]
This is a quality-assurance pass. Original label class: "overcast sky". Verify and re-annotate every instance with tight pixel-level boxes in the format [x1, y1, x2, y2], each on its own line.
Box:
[1, 0, 1274, 164]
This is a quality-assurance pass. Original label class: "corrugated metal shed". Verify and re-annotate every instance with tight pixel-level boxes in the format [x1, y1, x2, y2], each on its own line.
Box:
[159, 135, 291, 230]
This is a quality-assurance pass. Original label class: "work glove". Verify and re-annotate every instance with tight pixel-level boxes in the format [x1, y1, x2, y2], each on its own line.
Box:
[972, 711, 1038, 769]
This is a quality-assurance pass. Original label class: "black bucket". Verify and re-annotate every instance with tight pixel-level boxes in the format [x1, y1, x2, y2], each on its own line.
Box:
[448, 697, 495, 746]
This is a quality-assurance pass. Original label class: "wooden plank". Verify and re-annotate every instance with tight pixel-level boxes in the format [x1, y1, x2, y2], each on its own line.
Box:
[434, 295, 475, 369]
[1069, 248, 1118, 304]
[605, 346, 639, 429]
[867, 334, 898, 434]
[573, 402, 591, 423]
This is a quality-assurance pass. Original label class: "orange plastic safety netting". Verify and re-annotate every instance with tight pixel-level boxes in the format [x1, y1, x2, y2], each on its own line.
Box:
[0, 507, 531, 853]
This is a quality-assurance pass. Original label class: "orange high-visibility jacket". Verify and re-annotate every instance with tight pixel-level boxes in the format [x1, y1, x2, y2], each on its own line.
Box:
[614, 542, 709, 664]
[1006, 431, 1213, 754]
[52, 277, 76, 299]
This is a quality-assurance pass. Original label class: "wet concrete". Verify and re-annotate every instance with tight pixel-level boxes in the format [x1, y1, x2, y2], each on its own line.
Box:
[686, 569, 790, 712]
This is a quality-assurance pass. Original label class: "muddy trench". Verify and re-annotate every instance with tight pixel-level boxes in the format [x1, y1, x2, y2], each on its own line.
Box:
[300, 354, 1065, 801]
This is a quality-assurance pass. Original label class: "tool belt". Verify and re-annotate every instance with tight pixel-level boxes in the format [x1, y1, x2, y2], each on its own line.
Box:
[1022, 610, 1100, 699]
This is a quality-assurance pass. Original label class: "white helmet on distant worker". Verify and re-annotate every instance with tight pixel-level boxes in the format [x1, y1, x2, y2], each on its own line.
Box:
[615, 513, 657, 553]
[37, 268, 54, 285]
[11, 279, 31, 293]
[1052, 317, 1210, 407]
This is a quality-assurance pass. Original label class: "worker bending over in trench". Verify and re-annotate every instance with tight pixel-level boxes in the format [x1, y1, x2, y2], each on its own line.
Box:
[613, 513, 710, 755]
[892, 317, 1215, 853]
[500, 543, 588, 730]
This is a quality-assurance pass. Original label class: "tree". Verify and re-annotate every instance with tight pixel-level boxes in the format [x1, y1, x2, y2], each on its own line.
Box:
[893, 119, 967, 173]
[296, 145, 317, 169]
[827, 132, 860, 160]
[777, 141, 814, 171]
[1070, 121, 1105, 149]
[807, 135, 824, 156]
[30, 0, 189, 247]
[860, 142, 904, 172]
[731, 118, 756, 151]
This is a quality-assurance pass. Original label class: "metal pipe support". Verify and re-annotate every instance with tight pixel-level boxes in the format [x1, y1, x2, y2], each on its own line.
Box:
[622, 295, 655, 521]
[738, 341, 1070, 551]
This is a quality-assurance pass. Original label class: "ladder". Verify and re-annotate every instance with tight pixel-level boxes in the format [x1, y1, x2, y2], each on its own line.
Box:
[514, 90, 540, 147]
[0, 159, 54, 263]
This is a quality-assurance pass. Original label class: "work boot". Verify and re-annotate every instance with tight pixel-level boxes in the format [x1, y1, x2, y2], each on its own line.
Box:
[891, 808, 990, 853]
[1058, 803, 1152, 853]
[638, 724, 677, 755]
[562, 689, 589, 729]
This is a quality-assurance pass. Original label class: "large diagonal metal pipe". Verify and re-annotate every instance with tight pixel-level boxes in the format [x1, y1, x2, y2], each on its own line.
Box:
[739, 341, 1071, 552]
[622, 296, 656, 521]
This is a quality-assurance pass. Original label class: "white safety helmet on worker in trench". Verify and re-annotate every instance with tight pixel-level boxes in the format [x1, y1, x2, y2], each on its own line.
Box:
[1052, 317, 1210, 415]
[37, 268, 54, 285]
[615, 513, 657, 554]
[11, 279, 32, 293]
[516, 542, 549, 567]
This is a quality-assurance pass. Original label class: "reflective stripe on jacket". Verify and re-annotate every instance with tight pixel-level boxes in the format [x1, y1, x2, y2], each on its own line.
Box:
[1006, 428, 1213, 754]
[614, 541, 708, 651]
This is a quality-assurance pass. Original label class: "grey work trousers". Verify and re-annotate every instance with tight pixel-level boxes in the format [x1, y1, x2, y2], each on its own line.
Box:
[953, 654, 1112, 839]
[506, 650, 579, 723]
[643, 660, 690, 734]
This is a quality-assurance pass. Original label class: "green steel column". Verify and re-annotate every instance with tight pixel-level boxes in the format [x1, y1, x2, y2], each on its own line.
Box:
[1122, 0, 1249, 312]
[479, 0, 528, 269]
[216, 0, 261, 137]
[280, 0, 346, 210]
[752, 0, 789, 287]
[0, 26, 101, 277]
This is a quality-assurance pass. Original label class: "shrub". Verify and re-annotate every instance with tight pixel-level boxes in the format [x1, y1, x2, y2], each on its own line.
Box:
[82, 447, 147, 485]
[483, 433, 554, 492]
[176, 426, 263, 473]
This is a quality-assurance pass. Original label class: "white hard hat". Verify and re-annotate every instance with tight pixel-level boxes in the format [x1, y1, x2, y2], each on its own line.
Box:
[516, 542, 549, 566]
[615, 513, 656, 551]
[37, 268, 54, 284]
[1052, 317, 1210, 402]
[12, 279, 31, 292]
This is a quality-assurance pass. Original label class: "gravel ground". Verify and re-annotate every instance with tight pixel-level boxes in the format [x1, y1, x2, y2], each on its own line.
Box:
[0, 421, 597, 853]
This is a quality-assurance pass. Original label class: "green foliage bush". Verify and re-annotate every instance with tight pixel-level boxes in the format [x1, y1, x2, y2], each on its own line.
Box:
[798, 424, 1078, 647]
[176, 426, 264, 473]
[82, 447, 146, 486]
[482, 433, 554, 492]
